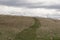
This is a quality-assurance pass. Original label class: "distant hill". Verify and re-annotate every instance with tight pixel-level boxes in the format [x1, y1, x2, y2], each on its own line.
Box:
[0, 15, 60, 40]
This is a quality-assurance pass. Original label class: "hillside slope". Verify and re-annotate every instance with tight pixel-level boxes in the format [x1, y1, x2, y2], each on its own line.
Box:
[0, 15, 60, 40]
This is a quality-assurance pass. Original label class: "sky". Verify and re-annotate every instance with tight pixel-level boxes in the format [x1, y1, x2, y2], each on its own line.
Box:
[0, 0, 60, 19]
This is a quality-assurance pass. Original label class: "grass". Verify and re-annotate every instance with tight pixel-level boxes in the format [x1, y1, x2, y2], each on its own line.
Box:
[0, 32, 2, 35]
[0, 15, 60, 40]
[14, 18, 40, 40]
[0, 15, 34, 40]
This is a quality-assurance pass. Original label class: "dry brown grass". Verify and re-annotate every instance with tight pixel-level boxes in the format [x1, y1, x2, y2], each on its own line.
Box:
[0, 15, 60, 40]
[0, 15, 34, 40]
[37, 18, 60, 40]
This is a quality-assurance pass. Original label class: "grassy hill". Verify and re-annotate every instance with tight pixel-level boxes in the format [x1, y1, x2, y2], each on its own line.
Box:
[0, 15, 60, 40]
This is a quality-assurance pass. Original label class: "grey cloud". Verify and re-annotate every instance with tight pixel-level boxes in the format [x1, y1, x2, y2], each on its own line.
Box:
[0, 0, 45, 7]
[0, 0, 43, 7]
[0, 0, 60, 9]
[28, 4, 60, 9]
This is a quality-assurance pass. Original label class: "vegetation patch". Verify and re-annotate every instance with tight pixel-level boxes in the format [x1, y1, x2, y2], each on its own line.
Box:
[0, 32, 2, 35]
[14, 18, 40, 40]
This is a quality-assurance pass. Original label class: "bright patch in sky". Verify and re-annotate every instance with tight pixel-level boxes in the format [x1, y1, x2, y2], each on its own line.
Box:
[0, 5, 60, 18]
[27, 0, 60, 5]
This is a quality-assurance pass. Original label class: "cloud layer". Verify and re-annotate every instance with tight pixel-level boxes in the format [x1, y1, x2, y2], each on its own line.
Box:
[0, 0, 60, 19]
[0, 5, 60, 17]
[0, 0, 60, 9]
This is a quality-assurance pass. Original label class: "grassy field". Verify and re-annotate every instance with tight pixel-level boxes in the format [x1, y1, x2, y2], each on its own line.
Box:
[0, 15, 60, 40]
[13, 18, 40, 40]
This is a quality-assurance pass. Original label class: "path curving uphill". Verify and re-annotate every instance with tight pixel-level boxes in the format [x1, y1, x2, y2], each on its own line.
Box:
[14, 18, 41, 40]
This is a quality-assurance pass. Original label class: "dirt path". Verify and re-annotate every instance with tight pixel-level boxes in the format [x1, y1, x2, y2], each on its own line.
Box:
[14, 18, 40, 40]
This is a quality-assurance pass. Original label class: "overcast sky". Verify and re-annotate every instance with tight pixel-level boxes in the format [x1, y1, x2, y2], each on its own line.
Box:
[0, 0, 60, 19]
